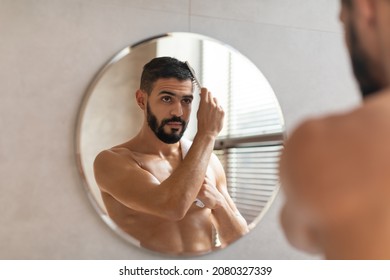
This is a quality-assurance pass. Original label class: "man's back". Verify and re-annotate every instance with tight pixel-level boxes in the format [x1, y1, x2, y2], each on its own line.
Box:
[280, 89, 390, 258]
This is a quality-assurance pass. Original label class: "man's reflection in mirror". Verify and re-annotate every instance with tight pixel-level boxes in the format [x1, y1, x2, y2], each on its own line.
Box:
[93, 57, 248, 255]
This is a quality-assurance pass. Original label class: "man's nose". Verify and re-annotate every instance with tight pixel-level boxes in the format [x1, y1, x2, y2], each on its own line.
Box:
[171, 103, 183, 117]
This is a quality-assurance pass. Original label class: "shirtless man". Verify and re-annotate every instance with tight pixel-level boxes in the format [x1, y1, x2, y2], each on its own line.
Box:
[94, 57, 248, 255]
[280, 0, 390, 259]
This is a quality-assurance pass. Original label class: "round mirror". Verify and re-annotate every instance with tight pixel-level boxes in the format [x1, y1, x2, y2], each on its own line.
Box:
[76, 32, 285, 256]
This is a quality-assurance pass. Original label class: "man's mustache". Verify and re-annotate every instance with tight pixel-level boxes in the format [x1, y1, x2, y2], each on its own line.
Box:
[161, 117, 186, 126]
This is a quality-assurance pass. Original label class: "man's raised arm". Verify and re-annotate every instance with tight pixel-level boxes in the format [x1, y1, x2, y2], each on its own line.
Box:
[94, 88, 224, 221]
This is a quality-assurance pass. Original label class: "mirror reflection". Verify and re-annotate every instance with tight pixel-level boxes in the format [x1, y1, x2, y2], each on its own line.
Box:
[76, 32, 285, 256]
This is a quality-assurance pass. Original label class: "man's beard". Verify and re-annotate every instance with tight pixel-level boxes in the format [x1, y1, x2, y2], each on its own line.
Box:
[348, 21, 385, 98]
[146, 103, 187, 144]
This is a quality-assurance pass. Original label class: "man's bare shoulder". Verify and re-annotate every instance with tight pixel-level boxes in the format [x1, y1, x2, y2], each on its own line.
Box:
[94, 145, 139, 168]
[93, 144, 143, 186]
[281, 89, 390, 189]
[289, 89, 390, 147]
[209, 153, 223, 169]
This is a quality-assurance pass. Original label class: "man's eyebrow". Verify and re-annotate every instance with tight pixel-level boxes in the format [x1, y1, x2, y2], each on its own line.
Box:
[183, 95, 194, 100]
[158, 91, 194, 99]
[158, 91, 176, 96]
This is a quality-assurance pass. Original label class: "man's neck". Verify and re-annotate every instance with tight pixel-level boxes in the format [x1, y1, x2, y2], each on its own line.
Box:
[135, 125, 182, 158]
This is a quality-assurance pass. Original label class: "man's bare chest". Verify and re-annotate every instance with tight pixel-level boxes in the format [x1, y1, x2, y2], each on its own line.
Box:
[137, 156, 180, 183]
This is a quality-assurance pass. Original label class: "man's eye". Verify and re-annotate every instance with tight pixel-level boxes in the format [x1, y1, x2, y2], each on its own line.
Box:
[182, 98, 192, 105]
[161, 96, 172, 103]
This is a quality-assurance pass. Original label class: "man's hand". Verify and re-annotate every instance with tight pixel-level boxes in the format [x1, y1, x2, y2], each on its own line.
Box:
[197, 176, 225, 210]
[197, 88, 224, 138]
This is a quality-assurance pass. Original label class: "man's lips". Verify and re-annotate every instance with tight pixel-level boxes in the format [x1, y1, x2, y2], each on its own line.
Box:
[166, 122, 183, 126]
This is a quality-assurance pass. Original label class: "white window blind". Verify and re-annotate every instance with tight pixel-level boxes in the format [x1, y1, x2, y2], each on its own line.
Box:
[201, 40, 284, 224]
[214, 145, 282, 224]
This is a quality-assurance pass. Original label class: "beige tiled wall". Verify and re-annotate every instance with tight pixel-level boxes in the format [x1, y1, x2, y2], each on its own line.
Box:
[0, 0, 360, 259]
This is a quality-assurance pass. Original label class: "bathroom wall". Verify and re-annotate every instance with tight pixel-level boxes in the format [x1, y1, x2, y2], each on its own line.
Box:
[0, 0, 360, 259]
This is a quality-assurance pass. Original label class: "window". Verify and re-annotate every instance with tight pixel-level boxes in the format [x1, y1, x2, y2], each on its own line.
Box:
[201, 40, 284, 225]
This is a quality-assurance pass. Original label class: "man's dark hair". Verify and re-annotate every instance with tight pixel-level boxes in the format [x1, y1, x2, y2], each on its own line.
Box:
[140, 57, 193, 94]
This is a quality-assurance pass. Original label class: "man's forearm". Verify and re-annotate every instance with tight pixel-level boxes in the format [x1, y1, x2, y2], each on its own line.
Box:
[211, 200, 249, 246]
[159, 133, 216, 219]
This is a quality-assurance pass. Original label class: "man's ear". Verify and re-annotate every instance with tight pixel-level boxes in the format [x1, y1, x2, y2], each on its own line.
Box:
[136, 89, 146, 110]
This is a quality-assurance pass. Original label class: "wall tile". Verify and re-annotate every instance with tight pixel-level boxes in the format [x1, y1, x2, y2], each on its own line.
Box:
[95, 0, 190, 14]
[191, 0, 342, 33]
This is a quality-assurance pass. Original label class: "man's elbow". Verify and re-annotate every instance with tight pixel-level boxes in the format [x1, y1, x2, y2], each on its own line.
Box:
[161, 205, 188, 221]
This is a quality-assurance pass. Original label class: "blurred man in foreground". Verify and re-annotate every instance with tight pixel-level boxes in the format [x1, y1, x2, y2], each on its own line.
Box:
[280, 0, 390, 259]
